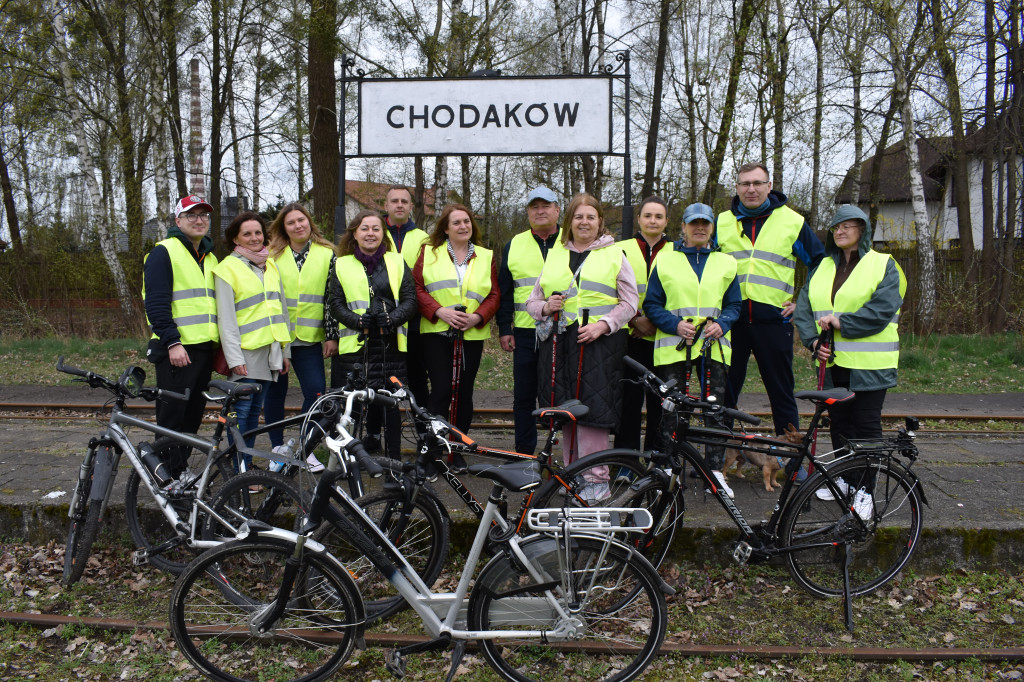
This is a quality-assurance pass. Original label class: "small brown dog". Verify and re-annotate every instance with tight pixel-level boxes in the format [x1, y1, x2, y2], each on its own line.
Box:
[722, 423, 802, 492]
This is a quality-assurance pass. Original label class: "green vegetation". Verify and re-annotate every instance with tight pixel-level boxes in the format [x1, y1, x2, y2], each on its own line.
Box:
[2, 332, 1021, 394]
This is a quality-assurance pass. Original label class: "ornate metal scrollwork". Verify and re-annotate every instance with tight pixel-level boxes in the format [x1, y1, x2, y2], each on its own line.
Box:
[595, 50, 629, 75]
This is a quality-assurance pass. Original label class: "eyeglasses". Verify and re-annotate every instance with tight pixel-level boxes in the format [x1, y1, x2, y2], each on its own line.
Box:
[180, 212, 211, 222]
[830, 221, 862, 233]
[736, 181, 769, 189]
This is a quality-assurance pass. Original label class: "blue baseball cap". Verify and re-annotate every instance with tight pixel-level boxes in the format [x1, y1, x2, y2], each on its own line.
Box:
[526, 186, 558, 205]
[682, 203, 715, 224]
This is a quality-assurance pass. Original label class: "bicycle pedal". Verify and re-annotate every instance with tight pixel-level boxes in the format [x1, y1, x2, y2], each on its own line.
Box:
[132, 550, 149, 566]
[385, 649, 407, 678]
[732, 541, 753, 565]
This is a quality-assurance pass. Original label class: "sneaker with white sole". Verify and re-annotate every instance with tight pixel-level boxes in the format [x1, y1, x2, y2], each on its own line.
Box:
[305, 453, 325, 473]
[852, 488, 874, 521]
[711, 470, 734, 499]
[815, 476, 851, 501]
[268, 445, 289, 473]
[579, 481, 611, 503]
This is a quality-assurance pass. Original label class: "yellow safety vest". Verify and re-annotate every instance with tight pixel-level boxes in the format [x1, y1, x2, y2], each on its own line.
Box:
[538, 244, 623, 325]
[619, 237, 664, 341]
[143, 238, 219, 345]
[808, 250, 906, 370]
[213, 256, 291, 350]
[506, 231, 552, 330]
[652, 250, 736, 367]
[420, 246, 494, 341]
[333, 252, 408, 353]
[717, 205, 803, 308]
[275, 242, 333, 343]
[386, 226, 429, 269]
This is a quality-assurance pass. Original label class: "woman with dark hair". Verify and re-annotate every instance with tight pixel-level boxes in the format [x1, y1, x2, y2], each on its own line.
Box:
[213, 211, 291, 470]
[262, 202, 337, 471]
[329, 210, 418, 459]
[412, 204, 499, 462]
[526, 193, 638, 502]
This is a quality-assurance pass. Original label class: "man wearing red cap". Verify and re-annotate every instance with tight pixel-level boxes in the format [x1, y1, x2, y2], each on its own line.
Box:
[142, 196, 219, 474]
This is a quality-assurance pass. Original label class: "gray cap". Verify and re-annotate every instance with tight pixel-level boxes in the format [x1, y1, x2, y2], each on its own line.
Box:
[682, 202, 715, 224]
[526, 186, 558, 205]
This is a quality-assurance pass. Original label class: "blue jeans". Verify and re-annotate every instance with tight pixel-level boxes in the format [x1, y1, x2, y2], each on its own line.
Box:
[263, 343, 326, 447]
[232, 378, 270, 470]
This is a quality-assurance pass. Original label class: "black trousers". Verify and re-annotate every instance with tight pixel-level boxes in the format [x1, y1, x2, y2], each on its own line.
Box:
[511, 328, 541, 454]
[615, 336, 663, 451]
[727, 319, 800, 435]
[153, 342, 214, 473]
[826, 366, 887, 445]
[421, 333, 484, 434]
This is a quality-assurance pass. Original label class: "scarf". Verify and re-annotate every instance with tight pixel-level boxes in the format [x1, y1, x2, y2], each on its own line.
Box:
[354, 242, 386, 273]
[735, 198, 770, 218]
[446, 239, 475, 266]
[234, 245, 269, 268]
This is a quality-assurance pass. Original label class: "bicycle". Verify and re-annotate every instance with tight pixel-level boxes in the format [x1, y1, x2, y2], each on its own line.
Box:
[169, 384, 671, 682]
[609, 355, 926, 630]
[56, 357, 306, 583]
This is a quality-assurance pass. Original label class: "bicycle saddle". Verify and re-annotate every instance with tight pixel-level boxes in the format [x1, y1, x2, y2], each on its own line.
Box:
[794, 388, 855, 405]
[467, 460, 542, 492]
[207, 380, 260, 397]
[532, 400, 589, 425]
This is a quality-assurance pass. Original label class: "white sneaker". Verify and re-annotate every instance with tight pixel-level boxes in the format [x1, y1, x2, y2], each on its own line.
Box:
[305, 453, 325, 473]
[268, 445, 289, 473]
[712, 470, 734, 499]
[852, 488, 874, 521]
[815, 477, 851, 501]
[579, 481, 611, 503]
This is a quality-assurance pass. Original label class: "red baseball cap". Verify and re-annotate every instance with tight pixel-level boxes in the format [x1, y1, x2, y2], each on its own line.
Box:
[175, 195, 214, 217]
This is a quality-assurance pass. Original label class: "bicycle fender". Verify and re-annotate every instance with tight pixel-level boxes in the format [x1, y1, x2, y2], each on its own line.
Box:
[89, 446, 117, 502]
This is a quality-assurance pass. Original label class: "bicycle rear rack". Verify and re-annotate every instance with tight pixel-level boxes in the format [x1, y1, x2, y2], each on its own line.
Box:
[527, 508, 654, 534]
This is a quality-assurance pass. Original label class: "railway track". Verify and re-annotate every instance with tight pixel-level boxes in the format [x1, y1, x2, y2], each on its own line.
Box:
[1, 401, 1021, 435]
[2, 610, 1023, 662]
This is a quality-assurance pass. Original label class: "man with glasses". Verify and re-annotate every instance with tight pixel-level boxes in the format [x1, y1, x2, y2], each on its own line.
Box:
[143, 195, 219, 475]
[716, 163, 824, 446]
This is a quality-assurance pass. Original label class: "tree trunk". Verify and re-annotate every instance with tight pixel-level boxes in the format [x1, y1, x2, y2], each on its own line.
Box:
[414, 156, 426, 227]
[14, 122, 35, 226]
[50, 2, 135, 322]
[994, 0, 1021, 332]
[161, 0, 187, 199]
[210, 0, 225, 248]
[771, 0, 789, 190]
[641, 0, 671, 199]
[0, 134, 23, 252]
[703, 0, 758, 205]
[980, 0, 997, 332]
[461, 155, 471, 208]
[308, 0, 338, 235]
[930, 0, 976, 285]
[434, 156, 448, 216]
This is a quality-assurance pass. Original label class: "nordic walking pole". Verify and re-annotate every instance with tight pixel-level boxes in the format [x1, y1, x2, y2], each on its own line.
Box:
[575, 309, 590, 399]
[548, 292, 562, 433]
[809, 327, 834, 467]
[449, 304, 467, 426]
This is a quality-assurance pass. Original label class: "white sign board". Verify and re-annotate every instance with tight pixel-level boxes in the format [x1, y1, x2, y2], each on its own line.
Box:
[358, 77, 612, 156]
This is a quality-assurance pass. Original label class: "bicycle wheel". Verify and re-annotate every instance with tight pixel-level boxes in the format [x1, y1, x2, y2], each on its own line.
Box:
[124, 440, 233, 575]
[468, 535, 667, 682]
[312, 486, 449, 621]
[609, 472, 682, 571]
[203, 469, 311, 543]
[169, 539, 361, 682]
[780, 456, 924, 598]
[62, 449, 105, 586]
[532, 450, 651, 509]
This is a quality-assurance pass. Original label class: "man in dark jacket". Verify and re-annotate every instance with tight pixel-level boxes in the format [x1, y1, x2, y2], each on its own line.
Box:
[715, 162, 824, 441]
[143, 196, 218, 474]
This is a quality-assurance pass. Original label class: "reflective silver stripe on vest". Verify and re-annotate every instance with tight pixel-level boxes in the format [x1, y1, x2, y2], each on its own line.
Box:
[727, 249, 752, 259]
[668, 307, 700, 317]
[513, 277, 538, 287]
[579, 279, 618, 298]
[813, 309, 833, 321]
[737, 273, 795, 295]
[285, 296, 299, 308]
[172, 287, 213, 302]
[466, 291, 485, 303]
[584, 304, 616, 316]
[751, 249, 796, 269]
[174, 313, 217, 326]
[299, 293, 323, 304]
[834, 341, 900, 352]
[718, 336, 732, 349]
[636, 283, 647, 295]
[235, 293, 266, 311]
[513, 303, 528, 311]
[425, 279, 458, 293]
[271, 313, 289, 326]
[891, 312, 900, 325]
[238, 317, 274, 335]
[346, 299, 369, 311]
[338, 328, 359, 338]
[296, 318, 323, 328]
[267, 291, 283, 302]
[654, 336, 682, 349]
[397, 326, 408, 337]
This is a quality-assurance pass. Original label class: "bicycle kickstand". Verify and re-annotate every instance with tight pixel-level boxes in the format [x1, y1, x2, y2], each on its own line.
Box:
[843, 543, 854, 633]
[444, 639, 468, 682]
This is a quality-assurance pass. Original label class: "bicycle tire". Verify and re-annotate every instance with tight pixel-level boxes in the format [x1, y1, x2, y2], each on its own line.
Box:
[468, 535, 668, 682]
[530, 450, 651, 510]
[124, 440, 233, 575]
[312, 486, 449, 622]
[169, 538, 361, 682]
[608, 472, 683, 570]
[202, 469, 311, 543]
[62, 456, 103, 587]
[780, 455, 924, 598]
